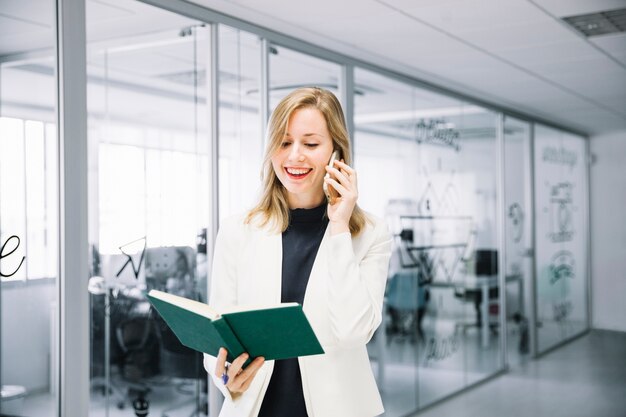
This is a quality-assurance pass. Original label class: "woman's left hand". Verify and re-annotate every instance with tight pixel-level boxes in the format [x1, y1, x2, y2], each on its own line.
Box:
[325, 159, 358, 235]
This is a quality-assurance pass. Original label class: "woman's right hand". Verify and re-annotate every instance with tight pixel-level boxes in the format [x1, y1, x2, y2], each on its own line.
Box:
[215, 347, 265, 398]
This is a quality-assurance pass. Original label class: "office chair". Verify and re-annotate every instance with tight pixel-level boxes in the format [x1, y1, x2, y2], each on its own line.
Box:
[114, 295, 160, 415]
[386, 270, 430, 343]
[155, 314, 207, 417]
[385, 229, 433, 343]
[144, 245, 208, 416]
[116, 304, 160, 381]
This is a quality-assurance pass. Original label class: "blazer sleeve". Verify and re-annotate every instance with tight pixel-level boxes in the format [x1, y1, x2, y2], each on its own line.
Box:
[203, 215, 241, 401]
[325, 216, 392, 348]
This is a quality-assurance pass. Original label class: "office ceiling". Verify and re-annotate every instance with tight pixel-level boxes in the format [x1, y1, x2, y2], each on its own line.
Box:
[193, 0, 626, 136]
[1, 0, 625, 136]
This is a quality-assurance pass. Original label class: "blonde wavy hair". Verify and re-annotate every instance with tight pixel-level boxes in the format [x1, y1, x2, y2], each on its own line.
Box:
[245, 87, 369, 236]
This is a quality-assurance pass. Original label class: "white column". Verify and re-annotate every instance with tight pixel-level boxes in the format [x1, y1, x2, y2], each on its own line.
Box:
[56, 0, 89, 415]
[207, 23, 224, 417]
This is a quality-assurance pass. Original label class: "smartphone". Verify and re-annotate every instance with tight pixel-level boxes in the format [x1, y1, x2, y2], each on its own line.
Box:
[323, 150, 340, 204]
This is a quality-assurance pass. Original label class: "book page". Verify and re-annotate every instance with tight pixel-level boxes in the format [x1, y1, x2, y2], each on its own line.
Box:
[148, 290, 220, 320]
[220, 302, 299, 315]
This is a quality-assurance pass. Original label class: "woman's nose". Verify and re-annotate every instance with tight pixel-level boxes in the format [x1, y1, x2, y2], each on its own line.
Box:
[289, 144, 305, 162]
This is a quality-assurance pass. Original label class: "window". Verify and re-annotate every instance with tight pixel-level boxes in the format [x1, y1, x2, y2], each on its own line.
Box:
[98, 133, 208, 254]
[0, 117, 58, 281]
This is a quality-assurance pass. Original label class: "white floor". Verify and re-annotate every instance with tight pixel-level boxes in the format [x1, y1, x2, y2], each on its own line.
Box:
[371, 318, 515, 417]
[19, 377, 206, 417]
[410, 330, 626, 417]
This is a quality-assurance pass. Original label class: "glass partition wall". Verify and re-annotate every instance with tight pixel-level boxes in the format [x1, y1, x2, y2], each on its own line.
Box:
[269, 45, 341, 110]
[533, 125, 588, 354]
[354, 68, 503, 414]
[0, 0, 58, 415]
[86, 2, 210, 415]
[0, 0, 591, 415]
[218, 25, 262, 222]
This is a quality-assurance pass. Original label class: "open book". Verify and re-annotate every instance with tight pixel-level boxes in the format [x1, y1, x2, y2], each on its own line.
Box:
[147, 290, 324, 363]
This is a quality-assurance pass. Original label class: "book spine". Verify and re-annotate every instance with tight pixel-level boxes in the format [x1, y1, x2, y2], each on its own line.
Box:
[213, 318, 246, 363]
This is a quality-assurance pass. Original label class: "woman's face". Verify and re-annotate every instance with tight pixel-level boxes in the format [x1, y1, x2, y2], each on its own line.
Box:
[271, 107, 334, 209]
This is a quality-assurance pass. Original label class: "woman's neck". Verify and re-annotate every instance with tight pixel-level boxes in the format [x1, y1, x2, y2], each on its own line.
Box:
[287, 192, 325, 209]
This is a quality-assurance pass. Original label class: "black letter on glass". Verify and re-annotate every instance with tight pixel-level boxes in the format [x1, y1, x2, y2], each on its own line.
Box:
[0, 235, 26, 278]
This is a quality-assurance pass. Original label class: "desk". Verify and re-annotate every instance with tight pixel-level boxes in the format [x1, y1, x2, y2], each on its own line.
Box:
[404, 243, 468, 283]
[430, 273, 523, 348]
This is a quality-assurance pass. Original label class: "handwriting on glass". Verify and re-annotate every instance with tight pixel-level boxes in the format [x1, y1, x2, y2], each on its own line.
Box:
[116, 237, 146, 280]
[1, 235, 26, 278]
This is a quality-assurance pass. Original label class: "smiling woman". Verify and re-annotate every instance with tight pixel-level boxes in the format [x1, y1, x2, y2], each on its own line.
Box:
[203, 87, 393, 417]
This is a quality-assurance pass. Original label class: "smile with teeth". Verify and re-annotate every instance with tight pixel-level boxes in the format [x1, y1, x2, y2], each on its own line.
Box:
[285, 167, 313, 178]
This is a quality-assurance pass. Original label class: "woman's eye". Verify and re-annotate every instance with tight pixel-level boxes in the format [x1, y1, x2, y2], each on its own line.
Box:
[280, 141, 291, 148]
[305, 143, 319, 148]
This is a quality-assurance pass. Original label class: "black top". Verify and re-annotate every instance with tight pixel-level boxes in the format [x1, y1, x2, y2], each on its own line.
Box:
[258, 203, 328, 417]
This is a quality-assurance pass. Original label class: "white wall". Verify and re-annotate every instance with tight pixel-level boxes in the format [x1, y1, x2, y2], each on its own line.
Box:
[590, 129, 626, 332]
[1, 279, 55, 392]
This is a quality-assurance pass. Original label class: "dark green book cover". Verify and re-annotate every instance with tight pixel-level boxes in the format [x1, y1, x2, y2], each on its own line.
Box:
[147, 290, 324, 363]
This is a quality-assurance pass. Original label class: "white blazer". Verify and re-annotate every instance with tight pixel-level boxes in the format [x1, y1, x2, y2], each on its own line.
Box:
[203, 212, 392, 417]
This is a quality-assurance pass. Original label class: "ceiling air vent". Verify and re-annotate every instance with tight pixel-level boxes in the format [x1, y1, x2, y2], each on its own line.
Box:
[562, 8, 626, 37]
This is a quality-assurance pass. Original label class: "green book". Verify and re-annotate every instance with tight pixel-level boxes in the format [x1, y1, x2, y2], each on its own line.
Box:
[147, 289, 324, 364]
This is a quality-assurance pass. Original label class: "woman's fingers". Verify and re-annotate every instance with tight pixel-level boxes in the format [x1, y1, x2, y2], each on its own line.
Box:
[335, 159, 356, 177]
[214, 347, 228, 379]
[233, 357, 265, 392]
[226, 355, 265, 393]
[239, 356, 265, 380]
[325, 161, 358, 202]
[324, 176, 349, 197]
[325, 159, 358, 229]
[228, 352, 249, 379]
[325, 161, 357, 191]
[325, 165, 350, 186]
